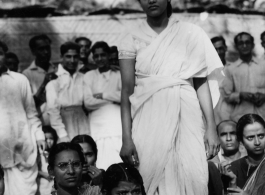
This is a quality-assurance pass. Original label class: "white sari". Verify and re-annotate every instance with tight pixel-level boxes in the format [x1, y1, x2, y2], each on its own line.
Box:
[119, 18, 222, 195]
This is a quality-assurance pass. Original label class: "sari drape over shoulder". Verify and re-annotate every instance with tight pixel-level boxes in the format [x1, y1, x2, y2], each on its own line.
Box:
[243, 157, 265, 195]
[119, 18, 223, 195]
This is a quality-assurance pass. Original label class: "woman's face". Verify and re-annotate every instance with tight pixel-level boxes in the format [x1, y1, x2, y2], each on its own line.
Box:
[111, 181, 142, 195]
[49, 150, 83, 190]
[79, 143, 96, 166]
[139, 0, 168, 18]
[242, 122, 265, 156]
[45, 132, 54, 149]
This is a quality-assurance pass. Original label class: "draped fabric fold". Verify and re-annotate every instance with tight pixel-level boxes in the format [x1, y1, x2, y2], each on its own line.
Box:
[119, 17, 223, 195]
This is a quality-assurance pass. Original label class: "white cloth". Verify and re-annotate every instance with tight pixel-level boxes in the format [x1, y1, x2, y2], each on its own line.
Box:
[119, 18, 223, 195]
[0, 70, 44, 195]
[46, 64, 89, 139]
[0, 70, 44, 168]
[4, 163, 38, 195]
[23, 61, 57, 126]
[84, 69, 122, 169]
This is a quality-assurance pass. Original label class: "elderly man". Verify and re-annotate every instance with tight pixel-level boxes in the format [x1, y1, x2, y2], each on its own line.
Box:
[0, 41, 45, 195]
[223, 32, 265, 121]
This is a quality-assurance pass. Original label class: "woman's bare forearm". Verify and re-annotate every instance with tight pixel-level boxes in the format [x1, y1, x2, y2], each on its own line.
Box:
[193, 77, 216, 130]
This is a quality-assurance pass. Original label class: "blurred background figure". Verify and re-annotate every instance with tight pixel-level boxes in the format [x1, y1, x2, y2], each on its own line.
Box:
[109, 46, 119, 69]
[84, 41, 122, 170]
[5, 52, 19, 72]
[75, 37, 97, 73]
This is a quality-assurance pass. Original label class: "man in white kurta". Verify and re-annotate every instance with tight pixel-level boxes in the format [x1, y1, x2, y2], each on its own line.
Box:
[46, 42, 89, 141]
[0, 41, 45, 195]
[84, 41, 122, 169]
[23, 34, 57, 126]
[223, 32, 265, 121]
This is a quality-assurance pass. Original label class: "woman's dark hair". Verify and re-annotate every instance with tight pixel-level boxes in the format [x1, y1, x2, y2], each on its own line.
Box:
[71, 135, 98, 161]
[48, 142, 85, 169]
[102, 163, 146, 195]
[43, 126, 58, 151]
[236, 114, 265, 142]
[91, 41, 110, 54]
[167, 1, 172, 18]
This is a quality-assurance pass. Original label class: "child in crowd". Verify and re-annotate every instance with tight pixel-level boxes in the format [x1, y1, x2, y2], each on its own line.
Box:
[71, 135, 104, 187]
[37, 126, 58, 195]
[102, 163, 145, 195]
[220, 114, 265, 194]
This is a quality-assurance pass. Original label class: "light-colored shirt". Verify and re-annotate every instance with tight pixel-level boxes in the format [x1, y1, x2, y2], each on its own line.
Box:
[46, 64, 85, 138]
[23, 61, 57, 125]
[0, 70, 44, 168]
[84, 69, 121, 110]
[223, 57, 265, 121]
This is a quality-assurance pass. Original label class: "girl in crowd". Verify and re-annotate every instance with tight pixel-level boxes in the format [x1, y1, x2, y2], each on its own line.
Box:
[119, 0, 222, 194]
[48, 142, 101, 195]
[84, 41, 122, 169]
[71, 135, 104, 187]
[37, 126, 58, 195]
[102, 163, 145, 195]
[220, 114, 265, 195]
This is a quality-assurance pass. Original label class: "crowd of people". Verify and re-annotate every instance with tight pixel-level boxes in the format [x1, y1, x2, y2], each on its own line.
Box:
[0, 1, 265, 195]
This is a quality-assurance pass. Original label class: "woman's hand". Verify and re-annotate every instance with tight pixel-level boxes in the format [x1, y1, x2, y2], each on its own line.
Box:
[204, 127, 220, 160]
[120, 138, 139, 166]
[227, 187, 249, 195]
[87, 166, 104, 186]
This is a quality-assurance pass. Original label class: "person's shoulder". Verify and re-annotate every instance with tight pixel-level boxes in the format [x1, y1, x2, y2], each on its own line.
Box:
[10, 71, 28, 82]
[231, 156, 246, 169]
[178, 21, 203, 32]
[84, 69, 97, 78]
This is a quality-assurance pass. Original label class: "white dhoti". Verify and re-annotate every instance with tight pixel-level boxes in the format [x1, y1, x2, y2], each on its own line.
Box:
[4, 163, 38, 195]
[61, 106, 90, 140]
[89, 104, 122, 170]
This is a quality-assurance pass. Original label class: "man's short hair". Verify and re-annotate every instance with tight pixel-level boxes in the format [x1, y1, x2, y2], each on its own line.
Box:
[60, 42, 80, 56]
[234, 32, 254, 45]
[75, 37, 92, 45]
[0, 41, 8, 53]
[5, 52, 19, 62]
[211, 36, 227, 47]
[261, 31, 265, 41]
[216, 120, 237, 134]
[91, 41, 110, 54]
[29, 34, 51, 51]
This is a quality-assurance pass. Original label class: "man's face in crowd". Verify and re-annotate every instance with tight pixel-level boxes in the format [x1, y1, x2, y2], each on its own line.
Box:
[261, 35, 265, 50]
[33, 39, 51, 63]
[6, 57, 19, 72]
[77, 40, 91, 59]
[0, 48, 5, 69]
[242, 122, 265, 156]
[109, 52, 119, 66]
[236, 34, 254, 56]
[62, 49, 79, 73]
[213, 40, 227, 62]
[218, 122, 239, 154]
[93, 48, 110, 69]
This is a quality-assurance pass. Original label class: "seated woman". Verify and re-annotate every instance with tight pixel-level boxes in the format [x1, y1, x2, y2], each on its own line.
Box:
[102, 163, 145, 195]
[71, 135, 104, 187]
[220, 114, 265, 194]
[48, 142, 101, 195]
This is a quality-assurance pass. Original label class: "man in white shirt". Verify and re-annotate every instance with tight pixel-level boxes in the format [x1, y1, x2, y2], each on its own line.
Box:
[23, 34, 57, 125]
[0, 41, 46, 195]
[46, 42, 89, 142]
[223, 32, 265, 121]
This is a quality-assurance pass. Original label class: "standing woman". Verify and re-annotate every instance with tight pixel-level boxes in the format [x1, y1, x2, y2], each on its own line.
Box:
[119, 0, 222, 194]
